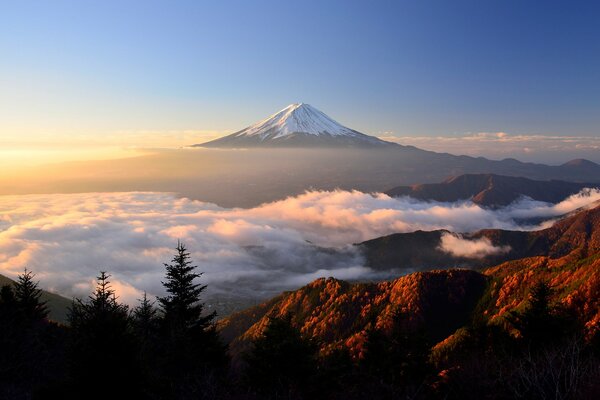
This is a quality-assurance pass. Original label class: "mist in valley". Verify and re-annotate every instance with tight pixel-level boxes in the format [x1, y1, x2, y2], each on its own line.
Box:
[3, 146, 598, 208]
[1, 186, 599, 316]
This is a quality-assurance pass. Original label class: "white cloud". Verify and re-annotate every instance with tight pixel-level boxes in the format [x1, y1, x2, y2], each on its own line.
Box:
[438, 233, 511, 258]
[0, 189, 598, 312]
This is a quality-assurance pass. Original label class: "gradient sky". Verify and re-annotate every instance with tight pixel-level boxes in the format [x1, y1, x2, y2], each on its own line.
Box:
[1, 0, 599, 149]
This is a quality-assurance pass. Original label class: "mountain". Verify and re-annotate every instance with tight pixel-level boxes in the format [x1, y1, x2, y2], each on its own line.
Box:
[386, 174, 598, 207]
[218, 204, 600, 357]
[196, 103, 393, 148]
[359, 199, 600, 272]
[219, 270, 487, 357]
[6, 108, 600, 207]
[0, 273, 71, 324]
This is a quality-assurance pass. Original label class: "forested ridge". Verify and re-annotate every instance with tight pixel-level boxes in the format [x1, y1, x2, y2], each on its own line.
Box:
[1, 237, 599, 399]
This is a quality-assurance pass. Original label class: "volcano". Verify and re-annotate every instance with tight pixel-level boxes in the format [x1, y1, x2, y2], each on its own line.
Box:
[196, 103, 393, 148]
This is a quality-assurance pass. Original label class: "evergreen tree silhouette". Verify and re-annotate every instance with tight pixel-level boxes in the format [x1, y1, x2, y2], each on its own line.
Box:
[68, 272, 140, 399]
[1, 273, 68, 399]
[359, 310, 431, 397]
[157, 242, 227, 397]
[14, 268, 48, 322]
[507, 280, 575, 346]
[243, 313, 317, 398]
[133, 291, 158, 344]
[158, 241, 215, 332]
[503, 281, 593, 400]
[131, 292, 161, 399]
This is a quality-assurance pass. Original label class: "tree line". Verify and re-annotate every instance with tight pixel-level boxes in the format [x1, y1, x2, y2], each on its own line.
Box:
[1, 243, 599, 399]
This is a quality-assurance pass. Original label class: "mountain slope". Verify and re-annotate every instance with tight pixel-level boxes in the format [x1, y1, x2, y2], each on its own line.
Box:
[197, 103, 393, 148]
[386, 174, 597, 207]
[481, 206, 600, 330]
[359, 199, 600, 272]
[219, 204, 600, 355]
[219, 270, 487, 357]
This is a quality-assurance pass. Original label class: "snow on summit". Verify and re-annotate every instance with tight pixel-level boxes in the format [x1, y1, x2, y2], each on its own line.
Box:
[237, 103, 361, 139]
[197, 103, 393, 148]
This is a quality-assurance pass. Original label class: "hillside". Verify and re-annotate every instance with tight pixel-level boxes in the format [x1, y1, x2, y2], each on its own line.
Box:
[5, 147, 600, 208]
[359, 201, 600, 272]
[0, 273, 71, 324]
[219, 269, 487, 357]
[219, 204, 600, 356]
[482, 204, 600, 330]
[386, 173, 596, 207]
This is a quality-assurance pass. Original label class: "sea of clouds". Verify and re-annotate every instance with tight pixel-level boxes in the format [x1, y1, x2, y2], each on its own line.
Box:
[0, 189, 599, 312]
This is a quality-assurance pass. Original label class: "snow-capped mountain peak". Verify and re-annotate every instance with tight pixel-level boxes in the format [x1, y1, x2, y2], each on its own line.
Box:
[197, 103, 393, 148]
[236, 103, 360, 139]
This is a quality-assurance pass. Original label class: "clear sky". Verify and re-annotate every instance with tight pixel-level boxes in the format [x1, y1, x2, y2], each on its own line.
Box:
[1, 0, 599, 163]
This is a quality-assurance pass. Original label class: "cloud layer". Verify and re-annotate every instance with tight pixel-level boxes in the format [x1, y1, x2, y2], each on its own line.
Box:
[1, 189, 599, 313]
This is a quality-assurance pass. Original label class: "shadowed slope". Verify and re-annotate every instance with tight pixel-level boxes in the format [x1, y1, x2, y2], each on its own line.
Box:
[386, 174, 597, 207]
[359, 202, 600, 272]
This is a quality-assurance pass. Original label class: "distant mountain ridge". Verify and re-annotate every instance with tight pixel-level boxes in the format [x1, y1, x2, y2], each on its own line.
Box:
[197, 103, 392, 148]
[11, 104, 598, 207]
[188, 104, 600, 206]
[386, 173, 598, 207]
[359, 198, 600, 272]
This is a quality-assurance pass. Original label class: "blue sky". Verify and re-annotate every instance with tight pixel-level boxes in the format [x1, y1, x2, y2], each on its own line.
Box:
[1, 0, 599, 142]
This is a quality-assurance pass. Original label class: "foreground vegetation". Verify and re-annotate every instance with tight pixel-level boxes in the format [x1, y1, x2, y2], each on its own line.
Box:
[1, 243, 598, 399]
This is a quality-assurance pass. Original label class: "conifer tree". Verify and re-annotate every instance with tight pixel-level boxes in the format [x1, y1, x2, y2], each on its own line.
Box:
[14, 268, 48, 322]
[243, 313, 317, 397]
[156, 242, 227, 396]
[507, 280, 568, 344]
[68, 272, 140, 398]
[158, 241, 215, 332]
[359, 310, 430, 396]
[133, 291, 158, 342]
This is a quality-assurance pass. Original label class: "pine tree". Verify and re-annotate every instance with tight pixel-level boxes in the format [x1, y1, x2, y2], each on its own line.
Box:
[68, 272, 140, 398]
[0, 276, 68, 399]
[14, 268, 48, 322]
[359, 310, 431, 397]
[243, 313, 317, 397]
[156, 242, 227, 396]
[507, 280, 579, 348]
[158, 241, 215, 332]
[507, 281, 556, 344]
[131, 292, 161, 397]
[133, 292, 158, 343]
